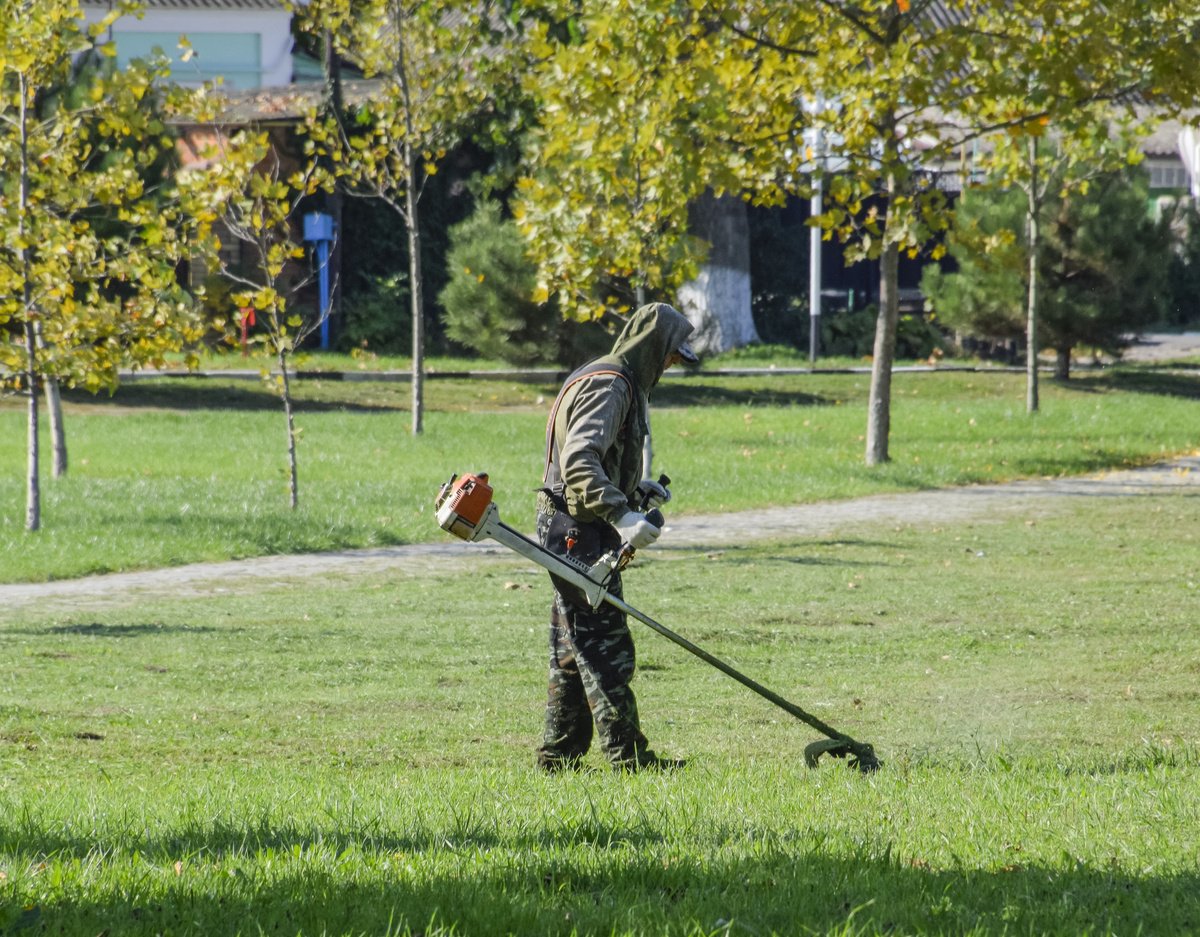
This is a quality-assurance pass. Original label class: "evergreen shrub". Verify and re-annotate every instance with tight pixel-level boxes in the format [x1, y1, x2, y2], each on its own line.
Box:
[439, 201, 608, 366]
[820, 306, 945, 359]
[1165, 201, 1200, 326]
[337, 272, 411, 354]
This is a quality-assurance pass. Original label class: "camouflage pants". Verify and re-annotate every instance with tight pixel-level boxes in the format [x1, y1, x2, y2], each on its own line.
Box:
[534, 495, 649, 768]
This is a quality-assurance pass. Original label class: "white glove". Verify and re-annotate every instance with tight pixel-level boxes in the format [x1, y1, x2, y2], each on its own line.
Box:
[613, 509, 662, 549]
[635, 478, 671, 509]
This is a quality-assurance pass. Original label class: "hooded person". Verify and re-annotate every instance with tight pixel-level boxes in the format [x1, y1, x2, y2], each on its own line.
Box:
[534, 302, 698, 772]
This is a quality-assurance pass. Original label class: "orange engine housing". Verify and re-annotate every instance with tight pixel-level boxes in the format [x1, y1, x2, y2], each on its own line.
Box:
[436, 473, 495, 540]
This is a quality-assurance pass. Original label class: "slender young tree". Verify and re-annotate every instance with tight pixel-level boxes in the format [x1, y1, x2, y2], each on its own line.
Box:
[978, 120, 1151, 411]
[690, 1, 971, 463]
[1, 0, 215, 531]
[961, 0, 1200, 411]
[301, 0, 515, 435]
[203, 132, 334, 510]
[716, 0, 1200, 462]
[924, 163, 1173, 382]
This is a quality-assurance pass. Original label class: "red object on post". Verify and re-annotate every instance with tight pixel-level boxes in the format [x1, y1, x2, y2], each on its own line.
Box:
[239, 307, 256, 356]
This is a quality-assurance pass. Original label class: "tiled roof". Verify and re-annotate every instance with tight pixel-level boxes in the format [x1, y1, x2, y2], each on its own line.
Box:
[1140, 115, 1199, 157]
[83, 0, 285, 9]
[195, 78, 385, 124]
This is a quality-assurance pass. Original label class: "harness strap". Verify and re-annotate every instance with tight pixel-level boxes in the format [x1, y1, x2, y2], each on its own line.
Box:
[542, 364, 635, 488]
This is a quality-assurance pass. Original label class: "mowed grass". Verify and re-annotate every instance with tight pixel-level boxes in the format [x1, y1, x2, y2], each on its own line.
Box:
[1, 490, 1198, 936]
[2, 366, 1199, 582]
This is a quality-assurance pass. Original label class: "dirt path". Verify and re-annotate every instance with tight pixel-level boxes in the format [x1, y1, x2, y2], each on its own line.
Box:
[3, 454, 1197, 612]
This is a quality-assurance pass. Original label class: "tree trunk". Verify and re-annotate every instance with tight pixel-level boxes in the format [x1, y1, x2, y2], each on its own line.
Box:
[407, 174, 424, 435]
[632, 284, 654, 478]
[381, 3, 426, 435]
[18, 74, 41, 530]
[24, 323, 41, 532]
[36, 322, 67, 478]
[32, 305, 66, 477]
[1025, 136, 1040, 415]
[45, 377, 67, 478]
[323, 28, 345, 337]
[279, 349, 299, 509]
[677, 192, 757, 355]
[1055, 347, 1071, 380]
[865, 238, 900, 466]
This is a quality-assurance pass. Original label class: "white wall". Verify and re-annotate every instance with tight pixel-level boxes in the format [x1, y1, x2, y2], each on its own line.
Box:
[1181, 128, 1200, 199]
[84, 5, 293, 88]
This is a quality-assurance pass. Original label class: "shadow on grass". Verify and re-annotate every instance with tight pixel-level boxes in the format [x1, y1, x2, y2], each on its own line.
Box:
[652, 382, 831, 408]
[1070, 368, 1200, 400]
[64, 382, 405, 414]
[2, 827, 1195, 936]
[64, 377, 835, 414]
[39, 622, 235, 637]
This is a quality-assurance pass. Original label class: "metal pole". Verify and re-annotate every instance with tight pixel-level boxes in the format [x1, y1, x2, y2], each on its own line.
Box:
[317, 239, 331, 350]
[809, 188, 822, 363]
[808, 99, 825, 363]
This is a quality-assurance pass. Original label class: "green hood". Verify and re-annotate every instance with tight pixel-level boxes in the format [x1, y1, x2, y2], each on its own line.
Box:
[544, 303, 693, 523]
[601, 303, 695, 393]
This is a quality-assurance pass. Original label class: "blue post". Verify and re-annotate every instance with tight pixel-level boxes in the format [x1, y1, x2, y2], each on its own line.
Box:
[316, 239, 330, 349]
[303, 212, 335, 350]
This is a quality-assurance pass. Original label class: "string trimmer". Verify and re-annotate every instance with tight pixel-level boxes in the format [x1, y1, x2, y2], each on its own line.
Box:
[434, 472, 880, 772]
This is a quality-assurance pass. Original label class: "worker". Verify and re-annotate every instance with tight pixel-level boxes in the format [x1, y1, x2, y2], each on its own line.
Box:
[534, 302, 698, 772]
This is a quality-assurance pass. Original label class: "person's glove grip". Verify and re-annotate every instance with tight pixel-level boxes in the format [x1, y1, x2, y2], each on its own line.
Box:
[635, 478, 671, 510]
[613, 509, 661, 549]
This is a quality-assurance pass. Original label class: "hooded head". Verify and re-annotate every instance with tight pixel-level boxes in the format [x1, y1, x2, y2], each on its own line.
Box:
[607, 303, 697, 390]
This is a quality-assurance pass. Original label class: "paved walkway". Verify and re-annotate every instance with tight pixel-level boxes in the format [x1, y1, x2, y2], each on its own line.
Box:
[1122, 331, 1200, 362]
[3, 454, 1197, 612]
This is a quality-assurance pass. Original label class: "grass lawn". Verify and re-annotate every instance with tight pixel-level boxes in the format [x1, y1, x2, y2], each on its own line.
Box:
[2, 485, 1198, 935]
[2, 366, 1199, 582]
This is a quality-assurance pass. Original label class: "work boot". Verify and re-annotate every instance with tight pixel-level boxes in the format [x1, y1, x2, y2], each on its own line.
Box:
[536, 751, 584, 774]
[611, 749, 687, 773]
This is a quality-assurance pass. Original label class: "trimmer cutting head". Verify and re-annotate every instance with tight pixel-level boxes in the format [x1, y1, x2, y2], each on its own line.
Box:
[804, 738, 881, 773]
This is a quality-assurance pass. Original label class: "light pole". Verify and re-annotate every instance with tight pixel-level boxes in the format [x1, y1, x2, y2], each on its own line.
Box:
[807, 95, 826, 363]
